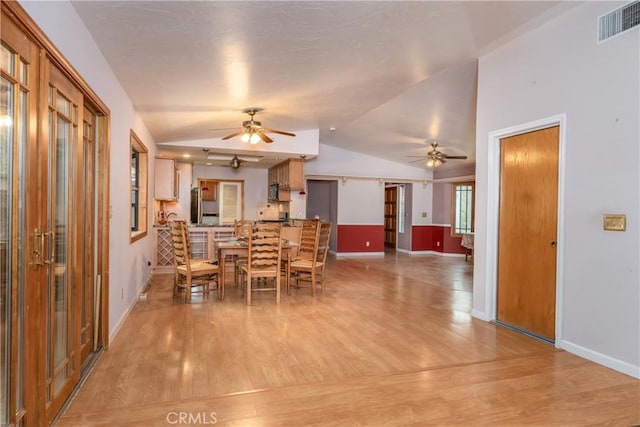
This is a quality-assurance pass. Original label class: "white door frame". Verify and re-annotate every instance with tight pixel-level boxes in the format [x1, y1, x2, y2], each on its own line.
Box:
[484, 114, 567, 346]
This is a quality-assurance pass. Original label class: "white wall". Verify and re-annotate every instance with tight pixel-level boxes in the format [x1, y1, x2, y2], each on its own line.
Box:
[474, 2, 639, 376]
[20, 1, 158, 340]
[307, 143, 433, 225]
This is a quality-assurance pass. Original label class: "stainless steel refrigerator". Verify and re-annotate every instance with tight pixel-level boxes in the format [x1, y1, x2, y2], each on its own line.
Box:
[190, 187, 202, 224]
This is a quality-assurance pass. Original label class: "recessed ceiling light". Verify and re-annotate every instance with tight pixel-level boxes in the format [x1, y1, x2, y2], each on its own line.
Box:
[329, 127, 336, 131]
[206, 162, 212, 166]
[182, 153, 191, 158]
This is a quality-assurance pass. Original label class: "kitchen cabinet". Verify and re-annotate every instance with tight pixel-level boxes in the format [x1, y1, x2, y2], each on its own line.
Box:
[268, 158, 304, 190]
[198, 179, 217, 201]
[155, 158, 179, 200]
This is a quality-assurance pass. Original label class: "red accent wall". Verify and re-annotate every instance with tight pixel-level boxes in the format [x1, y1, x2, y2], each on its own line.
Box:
[411, 225, 466, 254]
[337, 225, 385, 253]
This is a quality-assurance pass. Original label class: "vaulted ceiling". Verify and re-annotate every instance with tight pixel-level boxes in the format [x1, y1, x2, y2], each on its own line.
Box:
[71, 1, 573, 170]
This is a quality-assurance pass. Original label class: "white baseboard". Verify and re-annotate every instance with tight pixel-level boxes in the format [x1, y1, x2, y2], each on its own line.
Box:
[335, 252, 385, 257]
[108, 297, 137, 344]
[471, 309, 491, 321]
[405, 250, 466, 258]
[109, 275, 152, 344]
[559, 339, 640, 379]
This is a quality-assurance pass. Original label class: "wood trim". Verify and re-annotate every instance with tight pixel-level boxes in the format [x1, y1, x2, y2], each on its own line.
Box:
[449, 181, 475, 237]
[1, 2, 113, 422]
[130, 130, 148, 243]
[98, 114, 110, 349]
[1, 1, 110, 115]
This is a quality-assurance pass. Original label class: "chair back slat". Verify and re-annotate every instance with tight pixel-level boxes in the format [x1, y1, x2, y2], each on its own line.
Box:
[169, 220, 192, 272]
[297, 220, 320, 260]
[247, 223, 282, 272]
[234, 219, 253, 239]
[316, 222, 332, 263]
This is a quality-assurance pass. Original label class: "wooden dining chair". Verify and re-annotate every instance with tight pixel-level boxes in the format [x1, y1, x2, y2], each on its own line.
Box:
[289, 221, 331, 296]
[232, 219, 253, 285]
[295, 219, 320, 260]
[240, 222, 283, 305]
[280, 224, 302, 277]
[169, 220, 219, 302]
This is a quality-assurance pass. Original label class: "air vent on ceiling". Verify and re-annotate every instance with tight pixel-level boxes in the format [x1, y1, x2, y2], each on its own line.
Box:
[598, 0, 640, 43]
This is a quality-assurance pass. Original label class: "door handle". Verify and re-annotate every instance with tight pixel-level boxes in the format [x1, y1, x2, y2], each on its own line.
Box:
[550, 241, 557, 248]
[43, 231, 55, 265]
[33, 228, 43, 266]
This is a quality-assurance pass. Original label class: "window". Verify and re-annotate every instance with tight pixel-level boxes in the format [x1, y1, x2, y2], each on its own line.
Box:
[451, 182, 474, 236]
[130, 130, 148, 242]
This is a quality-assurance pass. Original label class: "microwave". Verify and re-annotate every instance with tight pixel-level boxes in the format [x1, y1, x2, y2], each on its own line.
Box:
[268, 183, 279, 201]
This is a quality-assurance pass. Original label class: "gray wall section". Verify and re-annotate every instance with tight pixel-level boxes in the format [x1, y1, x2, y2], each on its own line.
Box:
[396, 183, 412, 251]
[432, 182, 451, 224]
[307, 180, 338, 251]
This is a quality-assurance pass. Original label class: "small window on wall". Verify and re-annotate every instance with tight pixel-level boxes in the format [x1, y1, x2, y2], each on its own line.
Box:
[130, 130, 148, 243]
[451, 182, 474, 236]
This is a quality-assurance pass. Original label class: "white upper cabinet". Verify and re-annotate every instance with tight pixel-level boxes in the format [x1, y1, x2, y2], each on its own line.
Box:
[155, 158, 179, 200]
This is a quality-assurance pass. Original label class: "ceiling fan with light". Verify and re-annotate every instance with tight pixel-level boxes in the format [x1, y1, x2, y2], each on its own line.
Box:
[220, 108, 296, 144]
[205, 151, 263, 169]
[407, 141, 467, 168]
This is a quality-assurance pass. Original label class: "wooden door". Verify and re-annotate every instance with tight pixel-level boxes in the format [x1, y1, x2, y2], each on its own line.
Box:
[497, 126, 559, 341]
[384, 186, 397, 248]
[80, 105, 96, 366]
[1, 14, 42, 425]
[44, 60, 84, 422]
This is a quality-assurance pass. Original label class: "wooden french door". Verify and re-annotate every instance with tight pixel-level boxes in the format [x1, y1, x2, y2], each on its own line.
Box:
[384, 186, 397, 248]
[43, 60, 84, 421]
[2, 3, 106, 424]
[497, 126, 559, 342]
[80, 105, 97, 367]
[1, 13, 42, 426]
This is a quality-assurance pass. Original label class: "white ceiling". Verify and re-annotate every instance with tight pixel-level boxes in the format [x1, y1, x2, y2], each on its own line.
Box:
[71, 1, 573, 170]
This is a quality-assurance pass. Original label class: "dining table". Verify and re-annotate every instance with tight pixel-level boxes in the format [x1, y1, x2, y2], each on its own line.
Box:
[215, 239, 295, 300]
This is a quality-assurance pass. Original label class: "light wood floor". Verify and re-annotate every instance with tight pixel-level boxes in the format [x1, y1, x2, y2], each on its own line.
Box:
[57, 252, 639, 426]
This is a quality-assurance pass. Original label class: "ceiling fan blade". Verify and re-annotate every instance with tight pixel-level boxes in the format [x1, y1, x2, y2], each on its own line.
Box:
[208, 127, 240, 131]
[443, 155, 468, 159]
[408, 158, 425, 164]
[256, 131, 273, 143]
[221, 130, 244, 140]
[264, 128, 296, 137]
[407, 155, 427, 158]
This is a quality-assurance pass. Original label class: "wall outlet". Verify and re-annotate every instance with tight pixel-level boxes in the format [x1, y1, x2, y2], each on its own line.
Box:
[422, 212, 427, 218]
[436, 241, 440, 247]
[365, 241, 370, 247]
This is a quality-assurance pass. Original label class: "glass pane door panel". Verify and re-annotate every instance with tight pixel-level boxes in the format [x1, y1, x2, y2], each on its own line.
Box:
[219, 182, 242, 225]
[0, 51, 27, 426]
[46, 81, 77, 405]
[52, 115, 70, 394]
[0, 74, 13, 426]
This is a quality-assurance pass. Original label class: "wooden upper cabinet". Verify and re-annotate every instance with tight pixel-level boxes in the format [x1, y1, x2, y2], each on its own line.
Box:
[198, 179, 217, 201]
[155, 158, 179, 200]
[268, 158, 304, 190]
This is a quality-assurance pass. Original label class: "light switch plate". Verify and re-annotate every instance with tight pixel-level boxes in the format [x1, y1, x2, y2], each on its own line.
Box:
[603, 214, 626, 231]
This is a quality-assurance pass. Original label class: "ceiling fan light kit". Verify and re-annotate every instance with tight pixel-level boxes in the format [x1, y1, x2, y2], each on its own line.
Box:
[229, 155, 242, 169]
[221, 108, 295, 144]
[407, 140, 468, 168]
